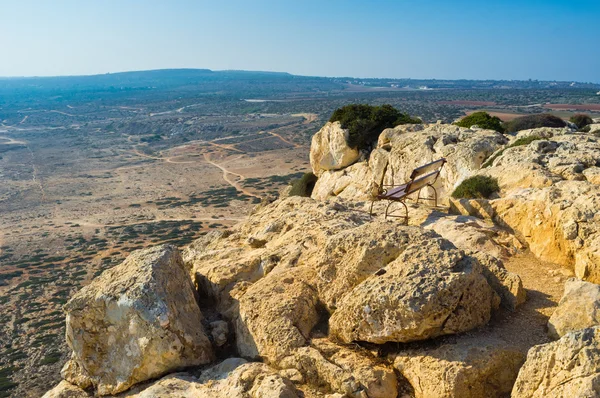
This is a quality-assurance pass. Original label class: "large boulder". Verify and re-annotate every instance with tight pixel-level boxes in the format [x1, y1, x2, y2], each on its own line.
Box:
[329, 236, 499, 344]
[235, 269, 320, 363]
[512, 327, 600, 398]
[548, 279, 600, 339]
[394, 337, 524, 398]
[62, 245, 213, 395]
[310, 121, 360, 176]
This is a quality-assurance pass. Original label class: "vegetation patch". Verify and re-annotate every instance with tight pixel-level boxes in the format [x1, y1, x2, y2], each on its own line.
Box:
[455, 111, 505, 133]
[570, 113, 593, 129]
[503, 113, 566, 132]
[452, 176, 500, 199]
[289, 172, 318, 197]
[329, 104, 421, 150]
[482, 135, 544, 168]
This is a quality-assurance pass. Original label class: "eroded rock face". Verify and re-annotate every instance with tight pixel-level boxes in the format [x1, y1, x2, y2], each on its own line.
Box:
[63, 245, 213, 395]
[464, 131, 600, 283]
[394, 337, 524, 398]
[310, 121, 360, 176]
[512, 327, 600, 398]
[312, 123, 507, 203]
[329, 237, 499, 344]
[548, 279, 600, 339]
[490, 180, 600, 283]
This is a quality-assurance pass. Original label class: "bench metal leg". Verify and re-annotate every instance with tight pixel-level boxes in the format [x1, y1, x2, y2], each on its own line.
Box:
[369, 200, 376, 217]
[384, 200, 408, 224]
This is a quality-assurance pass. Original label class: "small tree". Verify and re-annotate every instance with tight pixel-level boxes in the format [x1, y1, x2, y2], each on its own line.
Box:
[504, 113, 566, 132]
[289, 173, 318, 197]
[452, 176, 500, 199]
[455, 111, 505, 133]
[329, 104, 421, 150]
[569, 114, 593, 129]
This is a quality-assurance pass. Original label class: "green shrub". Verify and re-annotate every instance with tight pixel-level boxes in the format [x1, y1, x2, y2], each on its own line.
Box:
[452, 176, 500, 199]
[570, 113, 593, 129]
[455, 111, 505, 133]
[503, 113, 566, 132]
[482, 135, 543, 168]
[289, 172, 318, 197]
[592, 130, 600, 137]
[329, 104, 421, 150]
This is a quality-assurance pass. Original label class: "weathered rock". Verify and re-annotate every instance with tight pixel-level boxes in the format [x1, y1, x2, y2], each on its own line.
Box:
[235, 269, 319, 363]
[209, 320, 229, 347]
[548, 279, 600, 339]
[471, 252, 526, 311]
[583, 166, 600, 185]
[490, 180, 600, 283]
[125, 358, 298, 398]
[329, 237, 499, 344]
[310, 121, 360, 176]
[313, 222, 440, 310]
[184, 197, 369, 315]
[42, 381, 90, 398]
[512, 327, 600, 398]
[279, 340, 398, 398]
[63, 245, 213, 395]
[394, 337, 524, 398]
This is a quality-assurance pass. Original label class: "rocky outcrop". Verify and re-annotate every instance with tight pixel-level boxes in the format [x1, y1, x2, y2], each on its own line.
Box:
[512, 327, 600, 398]
[311, 123, 507, 203]
[328, 237, 499, 344]
[394, 337, 524, 398]
[548, 279, 600, 339]
[454, 130, 600, 284]
[310, 121, 360, 176]
[126, 358, 298, 398]
[62, 245, 213, 395]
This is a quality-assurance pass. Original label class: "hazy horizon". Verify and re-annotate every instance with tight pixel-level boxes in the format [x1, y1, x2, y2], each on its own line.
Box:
[1, 0, 599, 82]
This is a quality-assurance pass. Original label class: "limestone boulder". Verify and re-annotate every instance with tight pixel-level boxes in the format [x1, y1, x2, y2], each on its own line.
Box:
[329, 237, 499, 344]
[235, 269, 319, 363]
[42, 381, 90, 398]
[63, 245, 213, 395]
[394, 337, 524, 398]
[471, 252, 526, 311]
[512, 327, 600, 398]
[183, 197, 371, 315]
[548, 279, 600, 339]
[310, 121, 360, 176]
[124, 358, 298, 398]
[279, 340, 398, 398]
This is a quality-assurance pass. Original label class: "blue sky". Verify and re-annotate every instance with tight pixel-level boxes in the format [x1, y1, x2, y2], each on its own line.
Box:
[1, 0, 598, 81]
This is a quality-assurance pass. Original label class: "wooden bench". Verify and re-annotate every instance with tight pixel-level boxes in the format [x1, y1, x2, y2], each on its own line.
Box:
[369, 158, 446, 223]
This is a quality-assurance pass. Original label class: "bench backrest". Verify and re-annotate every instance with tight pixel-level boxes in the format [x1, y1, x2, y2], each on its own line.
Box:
[405, 169, 442, 195]
[409, 158, 446, 180]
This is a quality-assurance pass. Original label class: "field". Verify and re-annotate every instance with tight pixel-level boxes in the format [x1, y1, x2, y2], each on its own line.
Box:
[0, 69, 599, 397]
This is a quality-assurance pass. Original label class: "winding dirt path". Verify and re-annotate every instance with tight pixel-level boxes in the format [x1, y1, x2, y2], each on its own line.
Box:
[467, 251, 568, 353]
[202, 153, 261, 199]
